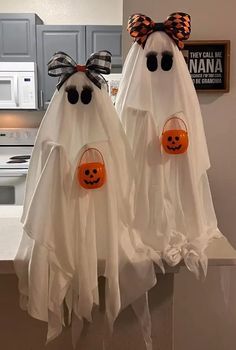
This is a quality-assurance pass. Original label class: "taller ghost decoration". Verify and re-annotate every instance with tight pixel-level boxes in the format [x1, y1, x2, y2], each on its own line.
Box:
[14, 51, 161, 348]
[116, 13, 222, 277]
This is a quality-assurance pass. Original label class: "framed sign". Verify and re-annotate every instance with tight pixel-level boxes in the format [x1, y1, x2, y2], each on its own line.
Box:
[182, 40, 230, 92]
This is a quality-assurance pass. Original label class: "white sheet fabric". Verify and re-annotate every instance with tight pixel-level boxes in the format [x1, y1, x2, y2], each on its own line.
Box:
[116, 31, 222, 278]
[14, 72, 161, 347]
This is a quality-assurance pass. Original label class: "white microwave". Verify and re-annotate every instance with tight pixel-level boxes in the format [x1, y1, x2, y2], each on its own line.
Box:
[0, 62, 37, 109]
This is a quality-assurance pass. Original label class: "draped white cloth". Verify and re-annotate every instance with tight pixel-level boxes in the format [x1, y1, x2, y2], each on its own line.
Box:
[116, 31, 222, 278]
[14, 72, 162, 348]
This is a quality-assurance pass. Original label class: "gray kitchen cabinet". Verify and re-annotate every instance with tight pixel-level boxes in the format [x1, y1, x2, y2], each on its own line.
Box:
[86, 25, 122, 72]
[0, 13, 43, 62]
[36, 25, 86, 109]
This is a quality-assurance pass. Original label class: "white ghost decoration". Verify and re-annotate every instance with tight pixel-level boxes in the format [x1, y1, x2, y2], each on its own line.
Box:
[14, 51, 161, 348]
[116, 13, 222, 278]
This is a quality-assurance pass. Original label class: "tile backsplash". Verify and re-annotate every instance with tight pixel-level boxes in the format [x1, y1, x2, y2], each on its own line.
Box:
[0, 111, 43, 128]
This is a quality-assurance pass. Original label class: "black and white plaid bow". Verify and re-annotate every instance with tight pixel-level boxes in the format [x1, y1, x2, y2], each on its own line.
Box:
[48, 50, 112, 90]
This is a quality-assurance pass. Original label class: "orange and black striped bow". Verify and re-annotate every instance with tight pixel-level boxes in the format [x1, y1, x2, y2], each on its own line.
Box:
[127, 12, 191, 49]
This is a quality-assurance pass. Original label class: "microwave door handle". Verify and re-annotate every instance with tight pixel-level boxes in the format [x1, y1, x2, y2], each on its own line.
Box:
[40, 90, 44, 109]
[13, 76, 19, 107]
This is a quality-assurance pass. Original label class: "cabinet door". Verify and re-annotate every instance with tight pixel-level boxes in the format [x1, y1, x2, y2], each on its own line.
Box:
[0, 14, 42, 61]
[37, 25, 86, 109]
[86, 26, 122, 72]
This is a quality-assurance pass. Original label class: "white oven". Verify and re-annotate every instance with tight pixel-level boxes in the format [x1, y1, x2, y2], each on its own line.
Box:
[0, 128, 38, 205]
[0, 169, 27, 205]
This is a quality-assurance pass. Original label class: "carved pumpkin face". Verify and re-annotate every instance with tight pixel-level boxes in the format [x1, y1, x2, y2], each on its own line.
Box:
[162, 129, 188, 154]
[78, 162, 106, 189]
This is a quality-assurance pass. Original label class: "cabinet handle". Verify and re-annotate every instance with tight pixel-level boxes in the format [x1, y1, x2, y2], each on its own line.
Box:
[40, 90, 44, 109]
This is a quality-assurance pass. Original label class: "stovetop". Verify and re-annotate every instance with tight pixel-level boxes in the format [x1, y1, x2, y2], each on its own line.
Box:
[0, 148, 32, 169]
[0, 128, 38, 171]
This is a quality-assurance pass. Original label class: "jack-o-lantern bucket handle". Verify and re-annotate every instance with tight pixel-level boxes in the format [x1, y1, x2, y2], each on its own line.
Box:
[79, 147, 105, 166]
[162, 116, 188, 133]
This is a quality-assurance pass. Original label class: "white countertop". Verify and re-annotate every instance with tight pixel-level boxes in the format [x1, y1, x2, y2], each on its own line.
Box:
[0, 205, 23, 218]
[0, 206, 23, 273]
[1, 205, 236, 273]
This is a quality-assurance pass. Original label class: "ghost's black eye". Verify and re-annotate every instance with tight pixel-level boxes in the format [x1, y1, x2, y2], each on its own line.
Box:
[161, 51, 173, 71]
[66, 86, 79, 104]
[81, 86, 93, 104]
[146, 52, 158, 72]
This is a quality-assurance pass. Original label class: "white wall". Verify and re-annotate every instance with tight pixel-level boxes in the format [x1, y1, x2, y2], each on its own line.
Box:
[0, 0, 122, 24]
[123, 1, 236, 350]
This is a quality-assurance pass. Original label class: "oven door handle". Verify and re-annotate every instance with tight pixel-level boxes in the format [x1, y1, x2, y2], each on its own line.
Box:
[0, 169, 27, 177]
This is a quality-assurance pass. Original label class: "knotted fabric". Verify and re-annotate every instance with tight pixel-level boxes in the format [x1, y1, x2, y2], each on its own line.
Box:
[48, 50, 112, 90]
[127, 12, 191, 49]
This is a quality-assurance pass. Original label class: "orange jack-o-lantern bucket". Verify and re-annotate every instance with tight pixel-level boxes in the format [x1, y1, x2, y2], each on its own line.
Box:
[161, 116, 189, 154]
[77, 148, 106, 189]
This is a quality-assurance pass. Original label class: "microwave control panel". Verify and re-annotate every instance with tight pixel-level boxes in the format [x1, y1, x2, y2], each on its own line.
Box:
[18, 72, 37, 109]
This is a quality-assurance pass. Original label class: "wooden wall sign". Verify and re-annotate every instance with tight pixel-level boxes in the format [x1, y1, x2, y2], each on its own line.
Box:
[182, 40, 230, 92]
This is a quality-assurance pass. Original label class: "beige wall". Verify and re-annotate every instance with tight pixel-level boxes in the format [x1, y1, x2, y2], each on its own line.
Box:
[123, 1, 236, 350]
[0, 0, 122, 24]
